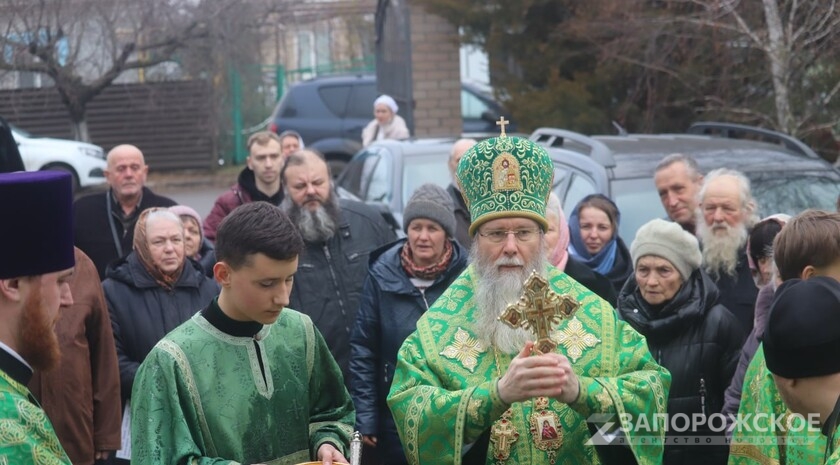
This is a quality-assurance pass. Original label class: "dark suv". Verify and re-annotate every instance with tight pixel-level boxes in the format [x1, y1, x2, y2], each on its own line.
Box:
[269, 74, 512, 172]
[337, 122, 840, 240]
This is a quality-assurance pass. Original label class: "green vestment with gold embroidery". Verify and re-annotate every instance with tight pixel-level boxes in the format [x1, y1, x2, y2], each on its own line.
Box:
[728, 344, 826, 465]
[387, 265, 671, 465]
[0, 369, 71, 465]
[131, 310, 355, 465]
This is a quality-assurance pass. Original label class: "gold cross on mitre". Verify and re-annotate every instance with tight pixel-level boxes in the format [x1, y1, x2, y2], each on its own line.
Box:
[498, 271, 581, 354]
[496, 116, 509, 137]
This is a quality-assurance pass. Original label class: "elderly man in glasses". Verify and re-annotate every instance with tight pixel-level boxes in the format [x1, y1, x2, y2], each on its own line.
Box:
[387, 126, 670, 465]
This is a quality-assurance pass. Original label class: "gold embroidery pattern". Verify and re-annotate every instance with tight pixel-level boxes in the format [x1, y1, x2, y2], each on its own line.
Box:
[439, 327, 486, 372]
[551, 317, 601, 363]
[595, 388, 613, 411]
[490, 409, 519, 464]
[467, 399, 483, 423]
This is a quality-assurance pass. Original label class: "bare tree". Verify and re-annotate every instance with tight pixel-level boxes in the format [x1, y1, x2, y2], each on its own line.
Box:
[0, 0, 251, 141]
[684, 0, 840, 136]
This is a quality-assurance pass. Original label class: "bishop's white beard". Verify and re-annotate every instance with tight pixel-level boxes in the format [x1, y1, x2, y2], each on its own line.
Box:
[470, 241, 549, 355]
[697, 218, 747, 279]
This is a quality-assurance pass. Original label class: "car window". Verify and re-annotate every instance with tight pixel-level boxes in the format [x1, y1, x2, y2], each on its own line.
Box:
[750, 172, 840, 217]
[278, 92, 300, 118]
[347, 83, 378, 119]
[336, 149, 375, 195]
[364, 148, 393, 203]
[318, 85, 352, 118]
[611, 178, 667, 242]
[401, 153, 451, 210]
[563, 172, 598, 215]
[462, 88, 490, 119]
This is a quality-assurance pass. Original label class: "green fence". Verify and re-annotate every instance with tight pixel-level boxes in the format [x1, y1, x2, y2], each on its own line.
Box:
[227, 57, 375, 164]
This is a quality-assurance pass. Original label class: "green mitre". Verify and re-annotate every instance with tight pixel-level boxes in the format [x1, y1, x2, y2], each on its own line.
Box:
[456, 133, 554, 236]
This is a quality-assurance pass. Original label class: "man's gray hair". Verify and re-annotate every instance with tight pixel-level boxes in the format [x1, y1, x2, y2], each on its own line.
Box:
[655, 153, 702, 180]
[698, 168, 759, 228]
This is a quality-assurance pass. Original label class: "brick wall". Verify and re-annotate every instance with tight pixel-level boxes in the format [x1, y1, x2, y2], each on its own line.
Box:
[408, 1, 462, 138]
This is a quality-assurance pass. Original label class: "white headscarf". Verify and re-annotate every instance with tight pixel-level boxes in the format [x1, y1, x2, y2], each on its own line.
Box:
[374, 95, 399, 113]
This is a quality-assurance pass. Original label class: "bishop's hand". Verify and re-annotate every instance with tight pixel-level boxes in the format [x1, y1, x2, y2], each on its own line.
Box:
[316, 442, 349, 465]
[497, 341, 580, 404]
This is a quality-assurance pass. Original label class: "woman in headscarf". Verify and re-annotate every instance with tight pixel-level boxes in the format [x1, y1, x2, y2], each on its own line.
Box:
[103, 208, 219, 463]
[361, 94, 410, 147]
[545, 193, 616, 305]
[617, 219, 745, 465]
[169, 204, 215, 277]
[722, 213, 789, 423]
[349, 184, 467, 465]
[568, 193, 633, 294]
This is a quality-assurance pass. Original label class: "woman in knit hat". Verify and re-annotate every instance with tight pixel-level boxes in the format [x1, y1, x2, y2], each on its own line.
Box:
[361, 94, 410, 147]
[169, 204, 216, 277]
[349, 183, 467, 465]
[616, 218, 746, 465]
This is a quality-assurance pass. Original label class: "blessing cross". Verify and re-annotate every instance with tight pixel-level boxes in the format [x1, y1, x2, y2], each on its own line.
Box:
[498, 271, 580, 354]
[496, 116, 509, 137]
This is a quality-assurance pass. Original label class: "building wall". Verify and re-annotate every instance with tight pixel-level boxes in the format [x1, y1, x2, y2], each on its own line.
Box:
[408, 1, 461, 138]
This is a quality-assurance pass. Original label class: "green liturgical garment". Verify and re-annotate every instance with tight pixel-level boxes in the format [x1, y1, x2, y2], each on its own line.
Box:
[387, 266, 671, 465]
[728, 344, 826, 465]
[131, 309, 355, 465]
[0, 370, 71, 465]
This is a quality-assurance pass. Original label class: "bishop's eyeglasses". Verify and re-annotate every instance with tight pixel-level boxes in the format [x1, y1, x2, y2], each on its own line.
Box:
[477, 228, 542, 243]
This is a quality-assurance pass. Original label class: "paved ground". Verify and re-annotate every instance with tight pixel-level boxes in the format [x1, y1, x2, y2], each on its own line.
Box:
[145, 166, 241, 191]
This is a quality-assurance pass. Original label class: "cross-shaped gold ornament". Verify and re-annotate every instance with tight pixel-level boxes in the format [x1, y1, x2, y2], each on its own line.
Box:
[496, 116, 509, 137]
[498, 271, 580, 354]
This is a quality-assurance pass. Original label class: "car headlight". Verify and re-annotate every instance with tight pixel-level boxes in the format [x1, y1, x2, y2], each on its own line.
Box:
[79, 146, 105, 160]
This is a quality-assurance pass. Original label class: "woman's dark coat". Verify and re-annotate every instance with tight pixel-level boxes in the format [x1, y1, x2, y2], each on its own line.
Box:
[617, 269, 745, 465]
[349, 238, 467, 465]
[103, 252, 219, 404]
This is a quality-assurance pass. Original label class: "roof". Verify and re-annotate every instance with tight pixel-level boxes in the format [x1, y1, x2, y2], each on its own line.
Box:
[597, 134, 833, 179]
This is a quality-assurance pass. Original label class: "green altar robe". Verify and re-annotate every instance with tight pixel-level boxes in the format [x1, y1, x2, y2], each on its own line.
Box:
[131, 309, 355, 465]
[387, 266, 671, 465]
[0, 368, 71, 465]
[728, 343, 826, 465]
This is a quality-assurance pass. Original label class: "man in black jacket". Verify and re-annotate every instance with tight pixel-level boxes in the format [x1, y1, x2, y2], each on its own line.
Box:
[74, 144, 176, 279]
[281, 149, 395, 384]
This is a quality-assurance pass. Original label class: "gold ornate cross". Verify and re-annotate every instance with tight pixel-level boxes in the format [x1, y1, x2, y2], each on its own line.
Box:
[490, 411, 519, 462]
[496, 116, 509, 137]
[498, 271, 580, 354]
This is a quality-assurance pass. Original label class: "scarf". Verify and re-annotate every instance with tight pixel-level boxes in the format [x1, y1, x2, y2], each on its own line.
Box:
[400, 240, 453, 280]
[133, 208, 185, 291]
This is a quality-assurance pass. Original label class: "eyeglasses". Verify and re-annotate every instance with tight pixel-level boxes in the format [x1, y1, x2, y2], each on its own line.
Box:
[477, 228, 541, 243]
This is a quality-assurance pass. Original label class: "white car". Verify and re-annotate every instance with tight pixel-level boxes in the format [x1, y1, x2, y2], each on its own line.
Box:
[12, 125, 107, 190]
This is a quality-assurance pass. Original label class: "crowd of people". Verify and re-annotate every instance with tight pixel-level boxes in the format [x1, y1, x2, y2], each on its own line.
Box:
[2, 111, 840, 465]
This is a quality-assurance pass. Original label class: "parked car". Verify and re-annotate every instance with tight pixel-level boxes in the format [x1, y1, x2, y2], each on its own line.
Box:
[336, 122, 840, 241]
[268, 74, 514, 173]
[10, 124, 106, 191]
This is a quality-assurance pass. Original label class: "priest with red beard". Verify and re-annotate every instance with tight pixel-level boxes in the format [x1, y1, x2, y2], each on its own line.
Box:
[0, 171, 76, 465]
[695, 168, 760, 335]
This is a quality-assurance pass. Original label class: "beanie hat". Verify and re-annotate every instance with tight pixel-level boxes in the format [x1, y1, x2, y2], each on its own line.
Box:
[403, 183, 456, 238]
[631, 218, 702, 280]
[764, 277, 840, 379]
[0, 171, 75, 279]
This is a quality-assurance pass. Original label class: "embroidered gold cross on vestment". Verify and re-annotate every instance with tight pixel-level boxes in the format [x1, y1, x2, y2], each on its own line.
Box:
[498, 271, 580, 354]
